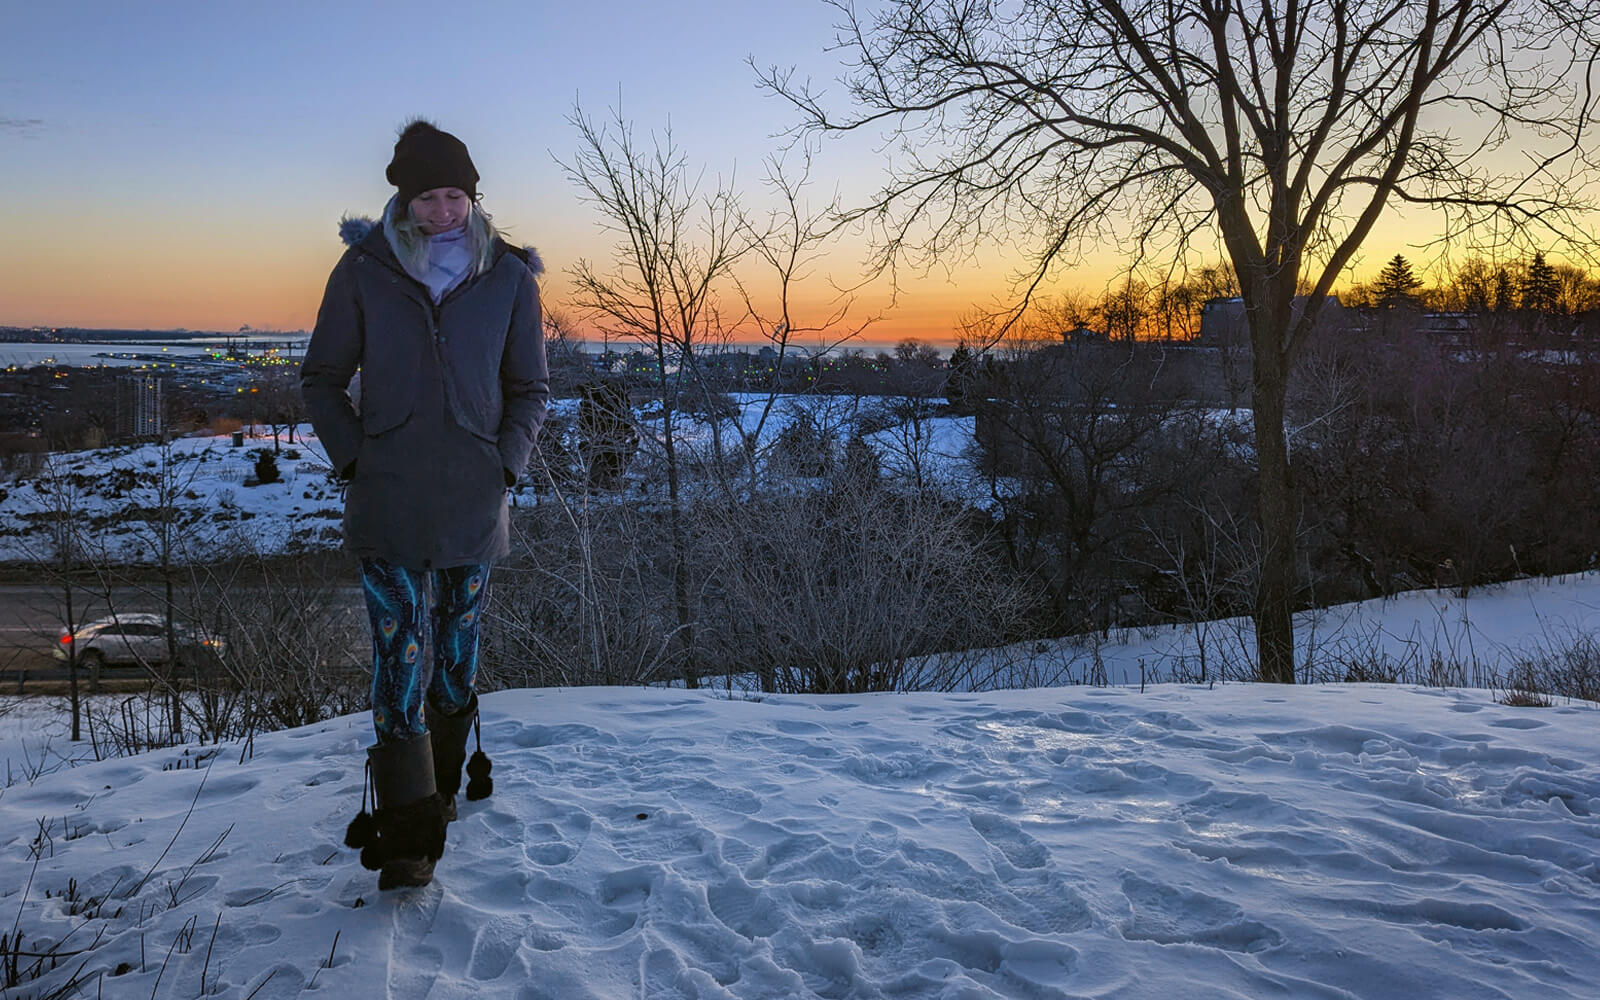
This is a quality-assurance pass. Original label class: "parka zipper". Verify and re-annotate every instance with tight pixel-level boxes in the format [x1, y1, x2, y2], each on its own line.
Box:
[356, 232, 513, 431]
[357, 240, 463, 343]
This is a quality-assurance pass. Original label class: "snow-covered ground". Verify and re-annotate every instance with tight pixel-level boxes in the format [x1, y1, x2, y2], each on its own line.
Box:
[1010, 572, 1600, 687]
[4, 399, 1598, 998]
[2, 619, 1597, 996]
[0, 425, 345, 564]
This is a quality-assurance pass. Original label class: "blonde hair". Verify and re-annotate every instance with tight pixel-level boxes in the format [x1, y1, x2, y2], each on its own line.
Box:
[384, 196, 501, 280]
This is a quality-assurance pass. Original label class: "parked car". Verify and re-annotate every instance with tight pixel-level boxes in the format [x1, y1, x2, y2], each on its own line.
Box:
[54, 613, 227, 670]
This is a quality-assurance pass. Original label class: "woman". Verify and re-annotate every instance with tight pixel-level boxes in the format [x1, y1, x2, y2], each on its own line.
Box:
[301, 120, 549, 890]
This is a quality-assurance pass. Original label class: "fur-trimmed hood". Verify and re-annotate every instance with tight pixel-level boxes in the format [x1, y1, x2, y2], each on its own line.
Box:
[337, 212, 544, 277]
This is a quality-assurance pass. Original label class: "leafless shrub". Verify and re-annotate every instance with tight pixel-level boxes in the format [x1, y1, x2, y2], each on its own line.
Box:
[1138, 492, 1260, 684]
[1498, 663, 1556, 708]
[195, 553, 368, 735]
[80, 695, 177, 759]
[52, 546, 370, 755]
[1295, 329, 1600, 604]
[767, 406, 836, 478]
[1495, 627, 1600, 703]
[486, 453, 1036, 695]
[697, 479, 1032, 694]
[486, 489, 682, 688]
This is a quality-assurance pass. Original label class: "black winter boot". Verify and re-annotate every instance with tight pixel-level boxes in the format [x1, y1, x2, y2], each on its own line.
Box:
[366, 733, 447, 890]
[427, 694, 476, 823]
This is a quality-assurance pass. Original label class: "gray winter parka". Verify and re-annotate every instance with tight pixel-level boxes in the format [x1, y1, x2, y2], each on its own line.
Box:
[300, 215, 549, 570]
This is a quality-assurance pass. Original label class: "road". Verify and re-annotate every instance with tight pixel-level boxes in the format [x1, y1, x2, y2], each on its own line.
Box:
[0, 583, 366, 679]
[0, 584, 145, 673]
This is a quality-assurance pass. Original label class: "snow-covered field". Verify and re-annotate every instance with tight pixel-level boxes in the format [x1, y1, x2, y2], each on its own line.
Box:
[3, 648, 1597, 996]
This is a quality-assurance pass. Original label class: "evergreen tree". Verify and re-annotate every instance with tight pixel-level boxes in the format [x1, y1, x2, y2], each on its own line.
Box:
[1374, 254, 1422, 308]
[1522, 251, 1558, 314]
[945, 343, 976, 410]
[836, 432, 882, 493]
[1492, 267, 1515, 312]
[253, 449, 280, 485]
[772, 409, 834, 478]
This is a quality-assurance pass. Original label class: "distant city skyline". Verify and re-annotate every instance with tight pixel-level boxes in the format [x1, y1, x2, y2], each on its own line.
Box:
[5, 1, 1477, 343]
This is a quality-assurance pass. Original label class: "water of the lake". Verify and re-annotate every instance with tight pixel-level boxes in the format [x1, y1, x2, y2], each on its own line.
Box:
[0, 340, 306, 370]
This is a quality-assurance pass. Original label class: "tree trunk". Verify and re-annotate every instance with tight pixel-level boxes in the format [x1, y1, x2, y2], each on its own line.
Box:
[1250, 340, 1298, 683]
[63, 570, 81, 742]
[164, 546, 184, 739]
[659, 379, 699, 690]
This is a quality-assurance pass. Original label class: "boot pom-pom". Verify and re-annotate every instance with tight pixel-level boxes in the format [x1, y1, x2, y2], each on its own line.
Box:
[465, 750, 493, 801]
[345, 809, 378, 849]
[359, 840, 386, 871]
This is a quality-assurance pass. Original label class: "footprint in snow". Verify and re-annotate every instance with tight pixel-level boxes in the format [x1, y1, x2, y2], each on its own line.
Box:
[1119, 872, 1284, 954]
[523, 816, 586, 866]
[851, 820, 899, 866]
[455, 912, 525, 982]
[528, 870, 639, 938]
[1489, 717, 1549, 729]
[773, 718, 826, 736]
[969, 811, 1050, 870]
[640, 947, 695, 999]
[707, 874, 785, 940]
[503, 723, 617, 750]
[385, 881, 445, 998]
[264, 767, 343, 810]
[665, 775, 763, 816]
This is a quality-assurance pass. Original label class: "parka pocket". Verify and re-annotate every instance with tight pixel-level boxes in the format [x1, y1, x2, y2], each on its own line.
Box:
[360, 405, 412, 437]
[356, 302, 425, 435]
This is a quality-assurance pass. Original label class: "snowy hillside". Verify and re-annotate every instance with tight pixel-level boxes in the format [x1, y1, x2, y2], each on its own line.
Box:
[0, 397, 982, 566]
[2, 677, 1597, 999]
[0, 426, 346, 564]
[1032, 572, 1600, 687]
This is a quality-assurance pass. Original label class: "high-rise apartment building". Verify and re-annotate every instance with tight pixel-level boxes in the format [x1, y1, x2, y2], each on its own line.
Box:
[116, 374, 164, 439]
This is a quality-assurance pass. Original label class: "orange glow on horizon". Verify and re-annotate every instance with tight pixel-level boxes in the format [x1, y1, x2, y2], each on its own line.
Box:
[0, 206, 1512, 345]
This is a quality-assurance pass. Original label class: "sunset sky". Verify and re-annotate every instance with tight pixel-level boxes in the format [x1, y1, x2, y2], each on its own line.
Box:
[4, 0, 1462, 347]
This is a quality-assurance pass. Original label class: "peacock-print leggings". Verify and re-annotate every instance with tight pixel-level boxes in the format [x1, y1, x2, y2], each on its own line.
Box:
[359, 557, 490, 743]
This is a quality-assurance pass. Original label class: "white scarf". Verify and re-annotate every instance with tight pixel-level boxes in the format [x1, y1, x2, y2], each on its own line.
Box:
[419, 227, 472, 304]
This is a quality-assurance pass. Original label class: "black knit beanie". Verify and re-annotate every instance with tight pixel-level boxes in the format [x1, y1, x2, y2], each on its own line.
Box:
[386, 120, 479, 206]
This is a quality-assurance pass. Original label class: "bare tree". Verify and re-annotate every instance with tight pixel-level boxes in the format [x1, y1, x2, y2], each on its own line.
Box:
[766, 0, 1600, 680]
[540, 305, 594, 395]
[254, 368, 305, 453]
[20, 455, 101, 739]
[563, 103, 752, 687]
[732, 149, 876, 489]
[875, 341, 946, 495]
[1550, 260, 1600, 315]
[1101, 277, 1150, 344]
[113, 438, 210, 741]
[973, 323, 1226, 632]
[1151, 262, 1241, 342]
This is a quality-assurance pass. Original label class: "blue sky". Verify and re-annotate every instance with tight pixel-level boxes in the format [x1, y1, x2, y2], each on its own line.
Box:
[4, 0, 941, 337]
[2, 0, 1484, 341]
